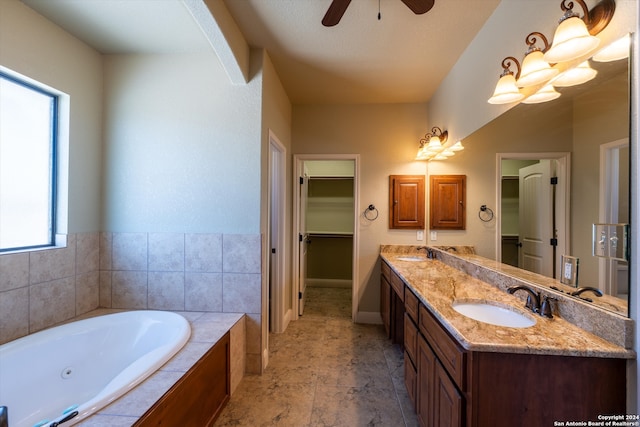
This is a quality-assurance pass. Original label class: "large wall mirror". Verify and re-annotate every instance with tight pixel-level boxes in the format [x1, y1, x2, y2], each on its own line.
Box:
[487, 35, 631, 316]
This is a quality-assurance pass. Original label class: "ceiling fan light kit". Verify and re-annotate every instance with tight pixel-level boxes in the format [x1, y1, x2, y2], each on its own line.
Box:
[487, 0, 616, 105]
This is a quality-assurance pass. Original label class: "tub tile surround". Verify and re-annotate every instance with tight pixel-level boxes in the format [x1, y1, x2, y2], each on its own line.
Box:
[73, 309, 245, 427]
[380, 245, 634, 355]
[0, 232, 262, 374]
[0, 234, 100, 343]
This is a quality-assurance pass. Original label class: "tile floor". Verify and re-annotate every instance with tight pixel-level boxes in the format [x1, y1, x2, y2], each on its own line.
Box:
[214, 286, 419, 426]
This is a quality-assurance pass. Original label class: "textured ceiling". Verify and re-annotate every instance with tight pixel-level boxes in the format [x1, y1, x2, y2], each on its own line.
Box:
[21, 0, 501, 104]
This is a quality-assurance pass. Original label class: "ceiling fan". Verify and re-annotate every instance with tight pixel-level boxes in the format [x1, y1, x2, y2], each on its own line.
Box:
[322, 0, 435, 26]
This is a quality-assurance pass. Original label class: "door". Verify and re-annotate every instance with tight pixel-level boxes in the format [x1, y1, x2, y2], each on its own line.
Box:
[298, 173, 309, 315]
[518, 160, 554, 276]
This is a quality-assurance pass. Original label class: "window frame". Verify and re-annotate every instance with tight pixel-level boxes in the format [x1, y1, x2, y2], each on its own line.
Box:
[0, 71, 59, 253]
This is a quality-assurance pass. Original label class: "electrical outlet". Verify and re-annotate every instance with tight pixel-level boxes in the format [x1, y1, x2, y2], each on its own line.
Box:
[430, 231, 437, 241]
[417, 230, 424, 241]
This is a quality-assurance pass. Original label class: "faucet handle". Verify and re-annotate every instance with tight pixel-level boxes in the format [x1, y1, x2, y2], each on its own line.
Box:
[540, 295, 557, 318]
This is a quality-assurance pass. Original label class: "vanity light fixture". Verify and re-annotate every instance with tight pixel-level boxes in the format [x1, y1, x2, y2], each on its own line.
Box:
[522, 84, 561, 104]
[488, 57, 525, 104]
[551, 60, 597, 86]
[593, 33, 630, 62]
[517, 32, 559, 88]
[543, 0, 615, 63]
[416, 128, 463, 161]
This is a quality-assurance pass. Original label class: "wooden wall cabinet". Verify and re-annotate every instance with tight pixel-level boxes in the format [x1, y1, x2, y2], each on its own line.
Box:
[429, 175, 466, 230]
[389, 175, 425, 229]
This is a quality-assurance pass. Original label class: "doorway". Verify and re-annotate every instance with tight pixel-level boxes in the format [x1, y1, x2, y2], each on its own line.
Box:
[496, 153, 570, 280]
[268, 131, 288, 334]
[293, 155, 359, 322]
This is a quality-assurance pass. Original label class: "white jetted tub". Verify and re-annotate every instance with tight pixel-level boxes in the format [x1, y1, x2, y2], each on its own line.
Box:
[0, 310, 190, 427]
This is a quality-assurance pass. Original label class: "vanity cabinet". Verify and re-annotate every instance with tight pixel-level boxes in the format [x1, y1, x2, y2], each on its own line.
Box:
[381, 257, 627, 427]
[381, 260, 405, 345]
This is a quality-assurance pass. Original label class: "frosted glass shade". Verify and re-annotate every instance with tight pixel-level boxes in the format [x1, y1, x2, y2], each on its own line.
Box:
[488, 73, 524, 104]
[523, 84, 561, 104]
[517, 50, 559, 87]
[593, 35, 631, 62]
[426, 137, 442, 152]
[552, 61, 597, 87]
[543, 16, 600, 63]
[449, 141, 464, 151]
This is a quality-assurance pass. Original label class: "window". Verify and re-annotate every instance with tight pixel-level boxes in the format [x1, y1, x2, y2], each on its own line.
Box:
[0, 72, 58, 251]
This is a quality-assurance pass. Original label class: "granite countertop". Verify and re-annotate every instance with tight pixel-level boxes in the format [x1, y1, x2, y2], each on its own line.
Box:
[381, 252, 634, 359]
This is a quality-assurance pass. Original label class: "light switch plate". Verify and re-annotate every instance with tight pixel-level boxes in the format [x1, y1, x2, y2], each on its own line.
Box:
[430, 231, 437, 241]
[417, 230, 424, 241]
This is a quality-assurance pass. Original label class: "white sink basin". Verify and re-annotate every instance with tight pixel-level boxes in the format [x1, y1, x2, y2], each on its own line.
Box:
[396, 256, 425, 261]
[452, 301, 536, 328]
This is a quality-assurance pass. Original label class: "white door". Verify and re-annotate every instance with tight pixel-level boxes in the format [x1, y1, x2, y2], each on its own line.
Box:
[298, 174, 309, 315]
[519, 160, 554, 276]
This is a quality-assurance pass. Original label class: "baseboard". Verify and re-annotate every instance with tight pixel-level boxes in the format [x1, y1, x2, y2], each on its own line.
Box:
[283, 308, 292, 329]
[307, 278, 352, 288]
[356, 311, 383, 324]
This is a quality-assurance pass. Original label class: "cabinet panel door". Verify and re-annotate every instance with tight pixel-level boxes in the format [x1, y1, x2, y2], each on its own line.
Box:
[380, 274, 391, 337]
[430, 175, 466, 230]
[404, 351, 418, 409]
[417, 334, 435, 427]
[389, 175, 425, 229]
[433, 361, 462, 427]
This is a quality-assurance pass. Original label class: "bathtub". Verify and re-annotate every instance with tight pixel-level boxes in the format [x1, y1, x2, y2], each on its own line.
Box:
[0, 310, 190, 427]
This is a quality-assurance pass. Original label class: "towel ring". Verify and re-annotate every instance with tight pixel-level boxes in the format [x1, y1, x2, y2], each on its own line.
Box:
[478, 205, 494, 222]
[364, 204, 379, 221]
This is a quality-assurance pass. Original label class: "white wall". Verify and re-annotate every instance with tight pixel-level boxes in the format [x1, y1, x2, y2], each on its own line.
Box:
[102, 52, 262, 233]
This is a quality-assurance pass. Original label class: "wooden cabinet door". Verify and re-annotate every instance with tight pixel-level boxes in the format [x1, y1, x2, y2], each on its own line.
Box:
[417, 333, 435, 427]
[380, 274, 391, 337]
[389, 175, 425, 229]
[430, 175, 466, 230]
[433, 360, 462, 427]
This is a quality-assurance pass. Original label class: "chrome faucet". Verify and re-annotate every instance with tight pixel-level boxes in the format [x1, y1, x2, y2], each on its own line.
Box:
[508, 285, 556, 318]
[570, 287, 603, 298]
[507, 285, 541, 314]
[417, 246, 436, 259]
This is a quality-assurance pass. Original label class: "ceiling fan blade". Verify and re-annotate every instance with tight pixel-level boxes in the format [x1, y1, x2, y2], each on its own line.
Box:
[322, 0, 352, 27]
[400, 0, 435, 14]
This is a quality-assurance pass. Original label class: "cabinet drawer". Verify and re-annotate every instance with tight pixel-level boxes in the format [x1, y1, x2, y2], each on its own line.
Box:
[390, 271, 405, 302]
[381, 260, 390, 281]
[405, 287, 419, 323]
[419, 304, 466, 390]
[404, 313, 418, 365]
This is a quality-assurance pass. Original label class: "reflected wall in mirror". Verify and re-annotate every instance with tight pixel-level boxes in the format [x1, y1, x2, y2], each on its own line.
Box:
[490, 37, 630, 316]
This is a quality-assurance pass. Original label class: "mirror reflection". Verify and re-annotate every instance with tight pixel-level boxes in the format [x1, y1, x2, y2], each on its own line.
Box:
[487, 37, 630, 316]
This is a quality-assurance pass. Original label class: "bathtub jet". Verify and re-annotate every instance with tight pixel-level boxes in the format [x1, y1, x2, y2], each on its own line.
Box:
[0, 310, 191, 427]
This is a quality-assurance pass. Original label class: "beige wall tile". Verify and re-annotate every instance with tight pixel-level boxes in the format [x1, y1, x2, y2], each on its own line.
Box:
[148, 272, 185, 310]
[29, 237, 76, 284]
[29, 277, 76, 332]
[76, 271, 100, 315]
[99, 232, 113, 270]
[112, 233, 147, 271]
[0, 287, 29, 344]
[223, 234, 261, 273]
[99, 271, 112, 308]
[185, 233, 222, 272]
[148, 233, 184, 272]
[0, 252, 29, 292]
[223, 273, 261, 313]
[112, 271, 148, 309]
[77, 232, 99, 274]
[185, 272, 222, 311]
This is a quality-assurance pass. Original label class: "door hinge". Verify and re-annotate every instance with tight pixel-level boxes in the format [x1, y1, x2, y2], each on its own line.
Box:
[298, 292, 303, 299]
[299, 234, 303, 242]
[271, 248, 276, 254]
[550, 238, 558, 246]
[299, 176, 304, 185]
[550, 177, 558, 185]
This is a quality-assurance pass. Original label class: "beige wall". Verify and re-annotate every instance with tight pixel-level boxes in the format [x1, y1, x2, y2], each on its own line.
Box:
[0, 0, 103, 234]
[292, 103, 428, 314]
